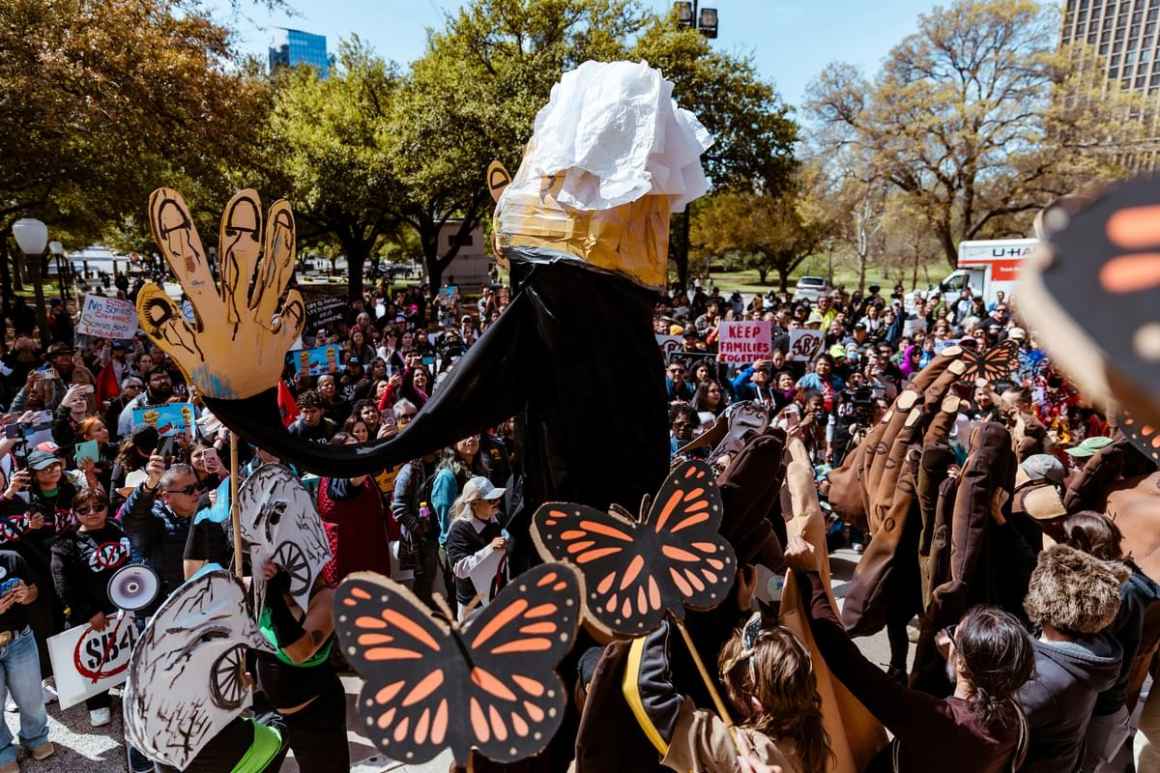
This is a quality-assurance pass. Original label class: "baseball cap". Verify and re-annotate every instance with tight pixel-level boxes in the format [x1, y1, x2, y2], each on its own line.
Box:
[26, 450, 61, 471]
[1020, 454, 1066, 485]
[461, 476, 506, 503]
[1008, 327, 1027, 341]
[1065, 436, 1114, 458]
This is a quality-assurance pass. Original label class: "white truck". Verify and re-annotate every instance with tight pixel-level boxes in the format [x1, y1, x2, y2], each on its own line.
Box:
[918, 238, 1037, 309]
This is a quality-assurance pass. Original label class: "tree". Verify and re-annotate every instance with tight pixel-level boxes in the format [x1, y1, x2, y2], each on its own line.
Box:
[263, 40, 410, 302]
[389, 0, 643, 291]
[631, 19, 798, 287]
[806, 0, 1143, 269]
[392, 0, 798, 291]
[693, 180, 833, 291]
[0, 0, 268, 324]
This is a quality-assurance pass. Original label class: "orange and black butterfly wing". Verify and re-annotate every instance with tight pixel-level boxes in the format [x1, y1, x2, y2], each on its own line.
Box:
[1121, 409, 1160, 465]
[334, 573, 473, 765]
[532, 502, 671, 636]
[459, 562, 582, 764]
[960, 340, 1018, 383]
[1039, 177, 1160, 416]
[647, 459, 737, 616]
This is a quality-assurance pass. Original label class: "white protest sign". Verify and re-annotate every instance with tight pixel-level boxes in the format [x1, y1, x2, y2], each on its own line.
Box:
[789, 329, 825, 363]
[717, 321, 772, 364]
[655, 334, 685, 359]
[76, 294, 138, 339]
[47, 612, 140, 709]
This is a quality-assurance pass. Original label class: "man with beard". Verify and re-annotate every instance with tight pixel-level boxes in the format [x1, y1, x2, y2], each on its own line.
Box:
[9, 343, 77, 412]
[117, 366, 182, 438]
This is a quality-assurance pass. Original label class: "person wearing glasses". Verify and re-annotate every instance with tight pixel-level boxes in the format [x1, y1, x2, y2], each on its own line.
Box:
[119, 456, 199, 598]
[666, 361, 694, 402]
[50, 488, 135, 727]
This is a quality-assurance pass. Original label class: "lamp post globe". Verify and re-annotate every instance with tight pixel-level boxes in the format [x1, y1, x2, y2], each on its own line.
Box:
[12, 218, 48, 256]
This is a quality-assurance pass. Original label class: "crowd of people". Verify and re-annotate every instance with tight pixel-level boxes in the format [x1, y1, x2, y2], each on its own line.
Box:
[0, 267, 1155, 773]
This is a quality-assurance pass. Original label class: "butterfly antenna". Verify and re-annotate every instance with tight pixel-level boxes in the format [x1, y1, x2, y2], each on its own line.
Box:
[640, 493, 652, 523]
[432, 593, 456, 627]
[609, 502, 636, 523]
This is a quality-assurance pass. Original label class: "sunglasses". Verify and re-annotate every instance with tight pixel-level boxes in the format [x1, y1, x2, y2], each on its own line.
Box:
[162, 484, 199, 496]
[74, 504, 108, 516]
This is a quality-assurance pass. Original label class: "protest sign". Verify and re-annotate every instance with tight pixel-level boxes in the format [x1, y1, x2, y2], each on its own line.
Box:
[717, 321, 772, 364]
[302, 293, 347, 330]
[48, 613, 140, 709]
[76, 294, 138, 339]
[132, 402, 195, 438]
[287, 344, 345, 376]
[789, 329, 825, 363]
[655, 334, 685, 360]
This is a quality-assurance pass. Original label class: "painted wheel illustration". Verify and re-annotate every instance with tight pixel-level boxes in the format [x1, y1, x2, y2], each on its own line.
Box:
[209, 644, 248, 710]
[274, 542, 310, 596]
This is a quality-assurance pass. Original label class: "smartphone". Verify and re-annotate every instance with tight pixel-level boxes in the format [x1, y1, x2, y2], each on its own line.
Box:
[2, 425, 21, 440]
[0, 578, 19, 597]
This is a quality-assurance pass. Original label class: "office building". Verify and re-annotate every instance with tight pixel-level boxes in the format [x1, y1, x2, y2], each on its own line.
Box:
[269, 28, 329, 79]
[1062, 0, 1160, 93]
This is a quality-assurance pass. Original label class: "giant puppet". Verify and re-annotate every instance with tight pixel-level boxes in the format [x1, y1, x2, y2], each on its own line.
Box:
[137, 61, 713, 567]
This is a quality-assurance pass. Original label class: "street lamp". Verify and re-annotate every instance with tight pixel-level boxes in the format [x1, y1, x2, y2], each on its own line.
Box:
[12, 218, 51, 346]
[674, 1, 718, 38]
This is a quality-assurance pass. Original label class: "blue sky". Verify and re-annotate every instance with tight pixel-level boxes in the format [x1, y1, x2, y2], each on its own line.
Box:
[207, 0, 947, 108]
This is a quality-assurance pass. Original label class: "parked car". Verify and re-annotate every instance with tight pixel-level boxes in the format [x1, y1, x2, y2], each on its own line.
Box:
[793, 275, 831, 303]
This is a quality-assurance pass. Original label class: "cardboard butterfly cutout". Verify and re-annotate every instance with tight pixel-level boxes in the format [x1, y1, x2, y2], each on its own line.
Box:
[123, 570, 273, 770]
[1019, 177, 1160, 427]
[1121, 409, 1160, 464]
[237, 464, 332, 613]
[959, 340, 1019, 383]
[531, 459, 737, 638]
[334, 562, 582, 766]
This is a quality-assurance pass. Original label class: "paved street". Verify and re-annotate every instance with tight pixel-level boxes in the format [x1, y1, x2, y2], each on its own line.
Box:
[12, 548, 892, 773]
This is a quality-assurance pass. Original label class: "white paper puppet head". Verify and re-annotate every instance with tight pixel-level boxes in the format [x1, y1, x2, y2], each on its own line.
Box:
[123, 570, 273, 770]
[494, 60, 713, 290]
[237, 464, 331, 611]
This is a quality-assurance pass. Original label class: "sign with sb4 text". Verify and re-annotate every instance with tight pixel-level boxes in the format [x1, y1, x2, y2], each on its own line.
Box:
[717, 321, 772, 364]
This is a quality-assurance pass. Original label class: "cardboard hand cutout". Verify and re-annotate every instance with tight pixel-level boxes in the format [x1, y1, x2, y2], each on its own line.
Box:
[237, 464, 331, 612]
[334, 563, 581, 766]
[147, 62, 711, 575]
[137, 188, 304, 400]
[531, 459, 736, 637]
[123, 569, 273, 770]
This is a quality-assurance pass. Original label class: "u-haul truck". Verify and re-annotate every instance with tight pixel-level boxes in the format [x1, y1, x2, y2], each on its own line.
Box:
[926, 238, 1037, 308]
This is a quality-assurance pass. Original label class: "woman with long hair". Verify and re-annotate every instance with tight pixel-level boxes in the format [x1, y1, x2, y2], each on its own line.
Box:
[789, 541, 1035, 773]
[629, 613, 831, 772]
[444, 476, 507, 620]
[431, 436, 488, 603]
[75, 417, 116, 494]
[692, 379, 726, 420]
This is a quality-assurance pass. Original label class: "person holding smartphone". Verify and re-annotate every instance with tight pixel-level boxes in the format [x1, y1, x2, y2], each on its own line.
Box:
[0, 547, 53, 772]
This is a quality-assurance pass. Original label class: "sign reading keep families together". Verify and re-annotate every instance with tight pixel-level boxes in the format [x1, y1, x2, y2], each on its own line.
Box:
[716, 321, 772, 364]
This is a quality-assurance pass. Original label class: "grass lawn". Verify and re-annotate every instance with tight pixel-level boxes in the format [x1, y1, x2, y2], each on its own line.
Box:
[707, 256, 951, 296]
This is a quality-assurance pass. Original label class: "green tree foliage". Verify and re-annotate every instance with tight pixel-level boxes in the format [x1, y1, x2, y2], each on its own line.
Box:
[392, 0, 797, 290]
[692, 173, 834, 291]
[0, 0, 266, 327]
[806, 0, 1143, 269]
[263, 38, 409, 302]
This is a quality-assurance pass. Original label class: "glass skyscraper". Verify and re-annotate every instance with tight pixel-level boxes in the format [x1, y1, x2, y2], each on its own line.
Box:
[269, 29, 329, 79]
